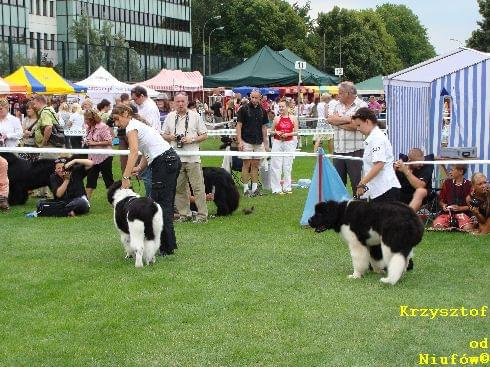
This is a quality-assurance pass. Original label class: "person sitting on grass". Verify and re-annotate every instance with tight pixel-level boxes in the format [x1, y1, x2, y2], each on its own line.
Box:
[49, 158, 93, 217]
[466, 172, 490, 234]
[394, 148, 433, 212]
[432, 164, 473, 231]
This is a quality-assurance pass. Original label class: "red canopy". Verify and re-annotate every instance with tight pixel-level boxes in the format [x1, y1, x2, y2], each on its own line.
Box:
[140, 69, 203, 91]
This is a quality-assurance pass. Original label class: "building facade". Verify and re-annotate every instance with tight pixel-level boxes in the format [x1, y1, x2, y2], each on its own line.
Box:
[1, 0, 192, 77]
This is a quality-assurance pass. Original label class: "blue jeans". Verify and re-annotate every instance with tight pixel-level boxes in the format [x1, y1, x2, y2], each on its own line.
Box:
[140, 167, 152, 197]
[150, 149, 181, 254]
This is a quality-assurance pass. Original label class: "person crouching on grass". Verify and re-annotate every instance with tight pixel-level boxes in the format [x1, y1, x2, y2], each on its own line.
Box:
[50, 158, 93, 217]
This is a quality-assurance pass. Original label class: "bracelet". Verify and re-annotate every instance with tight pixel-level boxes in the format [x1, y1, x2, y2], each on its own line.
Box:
[357, 184, 368, 191]
[122, 176, 131, 180]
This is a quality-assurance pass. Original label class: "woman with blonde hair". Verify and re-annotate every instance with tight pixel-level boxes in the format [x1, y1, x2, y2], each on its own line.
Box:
[270, 98, 298, 194]
[111, 104, 181, 256]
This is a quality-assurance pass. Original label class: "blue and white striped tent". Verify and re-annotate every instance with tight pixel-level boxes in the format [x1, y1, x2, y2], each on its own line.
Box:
[384, 47, 490, 178]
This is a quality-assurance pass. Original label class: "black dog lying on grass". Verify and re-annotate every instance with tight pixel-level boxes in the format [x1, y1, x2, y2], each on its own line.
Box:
[0, 153, 55, 205]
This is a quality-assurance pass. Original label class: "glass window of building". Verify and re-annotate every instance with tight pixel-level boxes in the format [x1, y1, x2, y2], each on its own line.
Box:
[30, 32, 34, 48]
[49, 0, 53, 16]
[42, 0, 47, 16]
[36, 0, 40, 15]
[51, 34, 55, 50]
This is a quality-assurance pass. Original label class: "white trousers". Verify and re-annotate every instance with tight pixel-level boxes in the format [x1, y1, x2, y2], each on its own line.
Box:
[270, 138, 297, 193]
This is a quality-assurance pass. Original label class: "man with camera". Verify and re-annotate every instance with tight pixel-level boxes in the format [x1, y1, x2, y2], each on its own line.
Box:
[49, 158, 94, 217]
[162, 93, 208, 223]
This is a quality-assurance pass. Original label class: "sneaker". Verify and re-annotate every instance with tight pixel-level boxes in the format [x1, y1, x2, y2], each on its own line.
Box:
[244, 190, 253, 198]
[175, 216, 192, 223]
[192, 217, 208, 224]
[250, 189, 263, 197]
[0, 196, 9, 211]
[25, 211, 38, 218]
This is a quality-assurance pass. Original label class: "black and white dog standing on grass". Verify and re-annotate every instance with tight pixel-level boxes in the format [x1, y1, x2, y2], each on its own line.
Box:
[107, 181, 163, 268]
[309, 200, 424, 285]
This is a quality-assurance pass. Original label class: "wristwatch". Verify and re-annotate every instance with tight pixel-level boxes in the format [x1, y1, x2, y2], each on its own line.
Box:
[122, 176, 131, 180]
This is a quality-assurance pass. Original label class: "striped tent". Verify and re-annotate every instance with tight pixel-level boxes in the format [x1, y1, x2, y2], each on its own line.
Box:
[4, 66, 86, 94]
[0, 76, 27, 94]
[384, 47, 490, 178]
[140, 69, 203, 91]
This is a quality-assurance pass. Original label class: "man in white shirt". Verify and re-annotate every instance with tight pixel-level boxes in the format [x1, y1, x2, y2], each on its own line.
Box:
[162, 93, 208, 223]
[327, 82, 368, 191]
[131, 86, 161, 132]
[0, 101, 23, 148]
[131, 86, 161, 197]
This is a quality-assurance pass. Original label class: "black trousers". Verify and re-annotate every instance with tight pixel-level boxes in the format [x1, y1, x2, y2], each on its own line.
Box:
[371, 187, 400, 203]
[333, 149, 363, 190]
[86, 156, 114, 189]
[150, 148, 181, 254]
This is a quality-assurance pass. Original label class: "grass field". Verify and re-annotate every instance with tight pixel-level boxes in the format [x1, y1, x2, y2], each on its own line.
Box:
[0, 138, 488, 366]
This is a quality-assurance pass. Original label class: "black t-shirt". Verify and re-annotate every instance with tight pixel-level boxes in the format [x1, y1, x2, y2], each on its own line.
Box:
[211, 102, 222, 117]
[237, 103, 269, 144]
[397, 165, 433, 195]
[50, 164, 89, 201]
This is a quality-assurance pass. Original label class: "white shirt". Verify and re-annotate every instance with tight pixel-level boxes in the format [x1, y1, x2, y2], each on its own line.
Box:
[332, 97, 368, 153]
[317, 102, 327, 120]
[0, 113, 23, 147]
[68, 112, 85, 136]
[362, 126, 400, 199]
[163, 110, 207, 163]
[327, 99, 339, 115]
[126, 118, 171, 165]
[137, 98, 161, 133]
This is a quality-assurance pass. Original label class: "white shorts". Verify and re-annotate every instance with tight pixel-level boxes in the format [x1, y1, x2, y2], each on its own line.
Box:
[241, 142, 265, 160]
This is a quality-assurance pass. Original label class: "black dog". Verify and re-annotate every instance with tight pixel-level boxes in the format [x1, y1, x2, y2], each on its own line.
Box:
[202, 167, 239, 216]
[0, 153, 55, 205]
[309, 200, 424, 285]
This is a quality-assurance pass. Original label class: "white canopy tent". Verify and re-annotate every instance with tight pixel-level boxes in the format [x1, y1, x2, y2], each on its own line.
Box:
[77, 66, 132, 104]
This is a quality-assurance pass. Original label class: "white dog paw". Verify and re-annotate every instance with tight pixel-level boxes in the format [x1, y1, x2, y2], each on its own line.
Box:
[380, 277, 396, 285]
[348, 273, 362, 279]
[135, 262, 144, 268]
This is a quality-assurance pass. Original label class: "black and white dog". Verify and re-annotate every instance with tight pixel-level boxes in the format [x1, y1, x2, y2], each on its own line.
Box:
[309, 200, 424, 285]
[107, 181, 163, 268]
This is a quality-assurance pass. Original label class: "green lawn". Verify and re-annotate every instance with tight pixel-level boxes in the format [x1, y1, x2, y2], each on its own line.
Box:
[0, 138, 488, 366]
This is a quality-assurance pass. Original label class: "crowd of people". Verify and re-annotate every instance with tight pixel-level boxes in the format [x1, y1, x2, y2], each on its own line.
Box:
[0, 82, 488, 234]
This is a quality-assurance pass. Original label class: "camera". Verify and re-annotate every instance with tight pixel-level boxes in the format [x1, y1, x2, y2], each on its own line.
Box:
[469, 196, 482, 208]
[449, 215, 459, 228]
[176, 134, 185, 148]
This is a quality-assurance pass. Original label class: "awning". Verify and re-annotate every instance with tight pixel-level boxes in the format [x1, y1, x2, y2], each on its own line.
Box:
[0, 76, 27, 94]
[77, 66, 131, 94]
[4, 66, 87, 94]
[140, 69, 203, 91]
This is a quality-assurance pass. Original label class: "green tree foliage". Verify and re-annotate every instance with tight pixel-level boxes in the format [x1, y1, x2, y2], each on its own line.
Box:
[192, 0, 316, 64]
[467, 0, 490, 52]
[0, 46, 34, 76]
[376, 4, 435, 68]
[316, 7, 403, 82]
[67, 16, 142, 81]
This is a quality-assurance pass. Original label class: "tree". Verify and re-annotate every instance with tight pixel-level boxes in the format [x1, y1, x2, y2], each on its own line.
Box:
[0, 45, 34, 76]
[66, 15, 142, 81]
[467, 0, 490, 52]
[191, 0, 316, 66]
[315, 7, 403, 82]
[376, 4, 435, 68]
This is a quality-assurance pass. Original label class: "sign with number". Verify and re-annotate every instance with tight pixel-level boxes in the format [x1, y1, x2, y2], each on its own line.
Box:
[335, 68, 344, 76]
[295, 61, 307, 70]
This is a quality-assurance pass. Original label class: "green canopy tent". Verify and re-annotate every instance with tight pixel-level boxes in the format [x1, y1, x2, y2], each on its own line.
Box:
[354, 75, 384, 95]
[278, 49, 338, 86]
[204, 46, 338, 88]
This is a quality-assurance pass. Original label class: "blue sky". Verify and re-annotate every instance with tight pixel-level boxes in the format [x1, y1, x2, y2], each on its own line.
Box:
[291, 0, 481, 54]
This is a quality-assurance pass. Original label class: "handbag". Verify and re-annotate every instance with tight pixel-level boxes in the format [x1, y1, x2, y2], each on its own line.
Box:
[40, 108, 66, 147]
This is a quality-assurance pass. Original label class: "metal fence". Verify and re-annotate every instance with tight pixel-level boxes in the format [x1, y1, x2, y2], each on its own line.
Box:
[0, 36, 242, 83]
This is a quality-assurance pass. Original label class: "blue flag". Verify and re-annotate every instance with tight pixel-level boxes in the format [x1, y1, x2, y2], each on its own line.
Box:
[300, 149, 351, 226]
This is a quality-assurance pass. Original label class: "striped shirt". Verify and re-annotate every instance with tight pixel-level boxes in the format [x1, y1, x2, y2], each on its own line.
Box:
[332, 97, 368, 153]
